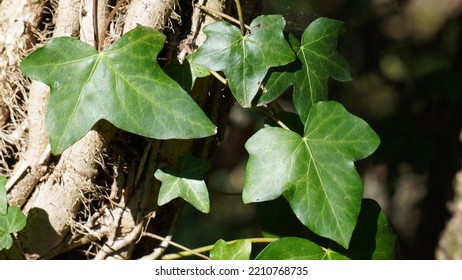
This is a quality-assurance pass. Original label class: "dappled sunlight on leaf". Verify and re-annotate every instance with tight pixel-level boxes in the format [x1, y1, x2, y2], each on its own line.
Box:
[244, 102, 380, 247]
[20, 25, 216, 154]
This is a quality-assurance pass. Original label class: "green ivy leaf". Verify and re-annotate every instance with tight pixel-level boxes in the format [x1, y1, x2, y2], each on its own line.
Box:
[258, 17, 352, 123]
[243, 101, 380, 248]
[257, 198, 398, 259]
[0, 177, 6, 215]
[256, 237, 348, 260]
[192, 15, 295, 107]
[0, 235, 12, 252]
[154, 154, 211, 213]
[331, 199, 398, 259]
[210, 239, 251, 260]
[20, 25, 216, 154]
[0, 206, 27, 251]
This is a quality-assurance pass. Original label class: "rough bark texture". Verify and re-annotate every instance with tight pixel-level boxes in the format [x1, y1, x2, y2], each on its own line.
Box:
[124, 0, 177, 31]
[0, 0, 47, 177]
[16, 0, 180, 259]
[1, 0, 232, 260]
[436, 170, 462, 259]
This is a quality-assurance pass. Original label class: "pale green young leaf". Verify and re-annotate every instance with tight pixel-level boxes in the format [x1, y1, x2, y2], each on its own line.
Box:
[154, 154, 210, 213]
[243, 101, 380, 247]
[192, 15, 295, 107]
[0, 235, 12, 252]
[0, 206, 27, 251]
[20, 25, 216, 154]
[210, 239, 251, 260]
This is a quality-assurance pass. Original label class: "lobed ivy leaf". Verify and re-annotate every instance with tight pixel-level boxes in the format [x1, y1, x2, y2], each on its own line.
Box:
[0, 235, 11, 252]
[330, 199, 398, 259]
[258, 17, 352, 123]
[0, 177, 6, 215]
[243, 101, 380, 248]
[256, 237, 348, 260]
[257, 198, 398, 259]
[192, 15, 295, 107]
[20, 25, 216, 154]
[154, 154, 211, 213]
[210, 239, 251, 260]
[0, 177, 26, 251]
[0, 206, 27, 251]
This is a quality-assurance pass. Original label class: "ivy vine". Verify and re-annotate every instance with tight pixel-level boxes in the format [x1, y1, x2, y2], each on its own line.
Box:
[15, 5, 397, 259]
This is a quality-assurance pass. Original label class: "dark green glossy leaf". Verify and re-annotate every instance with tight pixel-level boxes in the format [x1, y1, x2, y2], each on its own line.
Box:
[258, 198, 398, 259]
[192, 15, 295, 107]
[0, 206, 26, 251]
[256, 237, 348, 260]
[154, 154, 211, 213]
[0, 177, 6, 215]
[210, 239, 251, 260]
[20, 25, 216, 154]
[331, 199, 398, 259]
[243, 101, 380, 247]
[258, 17, 351, 123]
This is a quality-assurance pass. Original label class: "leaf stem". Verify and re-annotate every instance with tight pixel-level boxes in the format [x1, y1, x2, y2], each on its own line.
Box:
[259, 107, 291, 131]
[93, 0, 99, 50]
[210, 70, 227, 85]
[143, 232, 211, 260]
[233, 0, 245, 35]
[194, 3, 251, 31]
[162, 237, 277, 260]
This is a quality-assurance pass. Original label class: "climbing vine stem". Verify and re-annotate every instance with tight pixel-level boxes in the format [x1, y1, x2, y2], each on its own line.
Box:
[233, 0, 245, 35]
[194, 2, 251, 31]
[162, 237, 278, 260]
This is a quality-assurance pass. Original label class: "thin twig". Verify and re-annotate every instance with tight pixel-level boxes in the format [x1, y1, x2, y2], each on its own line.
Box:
[93, 0, 99, 50]
[5, 144, 51, 192]
[143, 232, 210, 260]
[233, 0, 245, 35]
[139, 234, 173, 260]
[210, 70, 227, 85]
[189, 0, 206, 42]
[162, 237, 278, 260]
[94, 221, 144, 259]
[194, 3, 251, 31]
[99, 0, 128, 50]
[259, 107, 291, 131]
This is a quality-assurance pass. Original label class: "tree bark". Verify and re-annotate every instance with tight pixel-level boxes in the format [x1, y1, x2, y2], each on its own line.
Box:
[2, 0, 232, 259]
[14, 0, 181, 259]
[436, 170, 462, 259]
[0, 0, 47, 177]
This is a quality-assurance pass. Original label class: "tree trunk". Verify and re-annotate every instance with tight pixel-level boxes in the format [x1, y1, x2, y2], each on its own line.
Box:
[436, 170, 462, 259]
[1, 0, 232, 259]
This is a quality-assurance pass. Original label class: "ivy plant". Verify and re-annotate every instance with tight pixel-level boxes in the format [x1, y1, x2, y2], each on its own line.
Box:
[192, 14, 295, 107]
[18, 6, 397, 259]
[0, 177, 26, 251]
[20, 25, 216, 154]
[155, 153, 211, 214]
